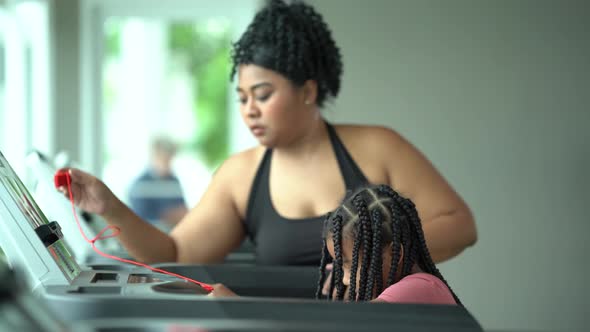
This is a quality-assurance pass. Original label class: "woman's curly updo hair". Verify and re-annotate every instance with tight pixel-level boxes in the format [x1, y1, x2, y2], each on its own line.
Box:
[230, 0, 343, 107]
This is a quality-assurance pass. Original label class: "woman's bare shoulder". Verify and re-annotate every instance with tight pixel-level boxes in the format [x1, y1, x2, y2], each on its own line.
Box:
[331, 124, 408, 184]
[210, 145, 266, 216]
[214, 145, 266, 178]
[333, 124, 406, 151]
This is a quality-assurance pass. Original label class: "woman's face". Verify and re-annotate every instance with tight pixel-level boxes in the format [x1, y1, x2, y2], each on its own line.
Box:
[237, 64, 312, 147]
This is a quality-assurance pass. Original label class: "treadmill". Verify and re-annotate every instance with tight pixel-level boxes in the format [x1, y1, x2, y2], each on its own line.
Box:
[3, 259, 487, 332]
[1, 260, 483, 332]
[0, 150, 319, 299]
[22, 149, 318, 297]
[0, 150, 483, 331]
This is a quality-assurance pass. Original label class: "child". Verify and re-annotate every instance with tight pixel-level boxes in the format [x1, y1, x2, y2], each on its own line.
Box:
[316, 184, 462, 305]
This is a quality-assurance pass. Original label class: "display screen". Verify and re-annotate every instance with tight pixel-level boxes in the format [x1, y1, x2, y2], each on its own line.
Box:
[0, 152, 81, 281]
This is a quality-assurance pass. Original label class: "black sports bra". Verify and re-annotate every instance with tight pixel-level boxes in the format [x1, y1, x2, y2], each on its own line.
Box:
[244, 123, 369, 265]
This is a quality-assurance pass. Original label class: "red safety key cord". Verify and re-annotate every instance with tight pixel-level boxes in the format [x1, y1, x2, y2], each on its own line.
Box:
[55, 169, 214, 292]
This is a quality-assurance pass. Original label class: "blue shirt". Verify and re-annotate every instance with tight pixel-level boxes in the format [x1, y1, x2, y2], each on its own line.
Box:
[128, 169, 186, 223]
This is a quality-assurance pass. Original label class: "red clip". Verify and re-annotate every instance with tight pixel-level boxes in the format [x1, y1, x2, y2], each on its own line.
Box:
[54, 169, 69, 189]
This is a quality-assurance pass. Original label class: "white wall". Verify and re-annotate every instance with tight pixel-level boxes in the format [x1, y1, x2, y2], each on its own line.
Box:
[50, 0, 81, 162]
[309, 1, 589, 331]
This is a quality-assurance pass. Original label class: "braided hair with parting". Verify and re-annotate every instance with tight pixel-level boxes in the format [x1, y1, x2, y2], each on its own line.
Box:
[316, 184, 462, 305]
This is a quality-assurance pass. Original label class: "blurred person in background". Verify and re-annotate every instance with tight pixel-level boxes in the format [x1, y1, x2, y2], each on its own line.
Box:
[128, 136, 188, 231]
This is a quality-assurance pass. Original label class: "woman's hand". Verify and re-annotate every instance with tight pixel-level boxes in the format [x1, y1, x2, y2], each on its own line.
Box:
[207, 283, 238, 298]
[56, 168, 118, 218]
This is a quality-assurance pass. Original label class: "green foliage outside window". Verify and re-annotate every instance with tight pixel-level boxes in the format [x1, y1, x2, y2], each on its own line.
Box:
[104, 19, 232, 169]
[168, 22, 232, 168]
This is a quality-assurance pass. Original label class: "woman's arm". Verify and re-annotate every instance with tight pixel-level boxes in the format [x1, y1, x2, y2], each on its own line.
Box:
[65, 152, 248, 264]
[101, 196, 178, 263]
[169, 154, 248, 264]
[374, 127, 477, 263]
[113, 154, 246, 264]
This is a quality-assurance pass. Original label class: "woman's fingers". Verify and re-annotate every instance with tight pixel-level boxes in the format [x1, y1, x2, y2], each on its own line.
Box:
[69, 168, 91, 185]
[57, 186, 68, 196]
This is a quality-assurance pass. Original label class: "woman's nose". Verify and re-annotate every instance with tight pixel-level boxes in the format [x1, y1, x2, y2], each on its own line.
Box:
[246, 101, 261, 118]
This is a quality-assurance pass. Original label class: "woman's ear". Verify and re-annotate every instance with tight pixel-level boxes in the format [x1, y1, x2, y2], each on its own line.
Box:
[302, 80, 318, 106]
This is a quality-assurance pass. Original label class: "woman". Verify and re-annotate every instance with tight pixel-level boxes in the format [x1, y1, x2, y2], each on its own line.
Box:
[59, 0, 476, 266]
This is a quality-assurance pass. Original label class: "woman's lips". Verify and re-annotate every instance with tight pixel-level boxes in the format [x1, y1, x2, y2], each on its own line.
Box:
[250, 125, 265, 136]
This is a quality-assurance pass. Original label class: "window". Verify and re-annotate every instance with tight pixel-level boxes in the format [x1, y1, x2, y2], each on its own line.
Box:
[102, 18, 234, 206]
[0, 1, 50, 184]
[83, 0, 260, 208]
[0, 7, 29, 181]
[0, 0, 50, 262]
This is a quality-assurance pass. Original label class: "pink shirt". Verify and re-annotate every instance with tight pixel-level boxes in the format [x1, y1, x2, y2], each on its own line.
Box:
[377, 273, 457, 305]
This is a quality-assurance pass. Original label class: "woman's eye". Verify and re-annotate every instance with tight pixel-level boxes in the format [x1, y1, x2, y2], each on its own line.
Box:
[256, 93, 271, 102]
